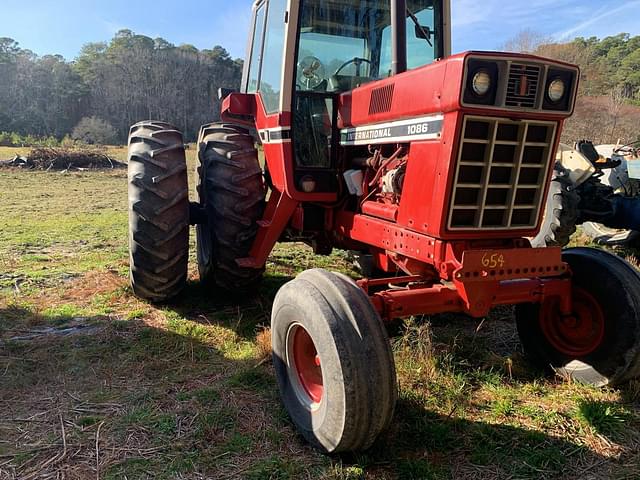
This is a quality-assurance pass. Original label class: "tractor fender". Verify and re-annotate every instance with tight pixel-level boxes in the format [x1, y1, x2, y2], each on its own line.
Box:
[595, 144, 639, 193]
[554, 143, 596, 188]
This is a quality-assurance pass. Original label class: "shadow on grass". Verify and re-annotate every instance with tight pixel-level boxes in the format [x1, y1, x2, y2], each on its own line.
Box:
[0, 306, 304, 479]
[161, 272, 294, 339]
[362, 396, 593, 479]
[1, 290, 638, 479]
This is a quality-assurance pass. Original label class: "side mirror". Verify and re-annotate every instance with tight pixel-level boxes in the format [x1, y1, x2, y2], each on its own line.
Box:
[414, 24, 432, 40]
[218, 87, 236, 100]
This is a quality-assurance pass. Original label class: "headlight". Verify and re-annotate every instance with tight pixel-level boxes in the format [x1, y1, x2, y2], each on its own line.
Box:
[548, 79, 566, 102]
[472, 70, 492, 96]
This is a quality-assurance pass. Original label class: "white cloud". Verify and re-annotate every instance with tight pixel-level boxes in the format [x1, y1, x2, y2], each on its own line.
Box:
[452, 0, 640, 52]
[451, 0, 488, 27]
[552, 0, 640, 40]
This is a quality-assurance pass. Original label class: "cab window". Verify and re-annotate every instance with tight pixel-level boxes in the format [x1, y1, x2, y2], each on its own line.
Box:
[380, 0, 441, 75]
[259, 0, 287, 112]
[246, 2, 266, 93]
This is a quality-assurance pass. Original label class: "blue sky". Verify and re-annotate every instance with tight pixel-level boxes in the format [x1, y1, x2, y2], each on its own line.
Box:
[2, 0, 640, 60]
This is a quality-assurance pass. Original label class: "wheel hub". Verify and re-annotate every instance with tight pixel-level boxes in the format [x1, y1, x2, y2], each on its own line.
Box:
[287, 324, 324, 406]
[539, 287, 605, 357]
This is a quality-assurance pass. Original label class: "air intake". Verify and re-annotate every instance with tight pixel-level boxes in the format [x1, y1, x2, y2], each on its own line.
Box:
[369, 84, 394, 115]
[506, 64, 541, 108]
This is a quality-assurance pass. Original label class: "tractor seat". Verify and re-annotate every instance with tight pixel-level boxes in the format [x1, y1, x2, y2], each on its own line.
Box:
[328, 75, 373, 92]
[576, 140, 600, 164]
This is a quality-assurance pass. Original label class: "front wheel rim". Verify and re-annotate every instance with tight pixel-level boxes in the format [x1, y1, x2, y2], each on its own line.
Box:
[286, 323, 324, 409]
[539, 287, 606, 357]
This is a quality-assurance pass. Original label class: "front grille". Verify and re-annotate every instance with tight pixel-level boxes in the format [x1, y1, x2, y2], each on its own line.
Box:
[449, 116, 557, 230]
[505, 64, 541, 108]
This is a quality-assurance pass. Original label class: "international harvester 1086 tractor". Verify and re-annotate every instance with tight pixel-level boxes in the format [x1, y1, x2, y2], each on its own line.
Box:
[127, 0, 640, 453]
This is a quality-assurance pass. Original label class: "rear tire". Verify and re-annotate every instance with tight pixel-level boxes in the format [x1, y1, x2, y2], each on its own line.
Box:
[128, 121, 189, 302]
[516, 247, 640, 386]
[271, 269, 397, 453]
[531, 164, 579, 248]
[196, 123, 266, 291]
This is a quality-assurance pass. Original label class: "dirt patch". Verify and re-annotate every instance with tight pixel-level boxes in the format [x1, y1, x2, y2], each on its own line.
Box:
[23, 270, 129, 315]
[45, 271, 126, 304]
[1, 147, 126, 171]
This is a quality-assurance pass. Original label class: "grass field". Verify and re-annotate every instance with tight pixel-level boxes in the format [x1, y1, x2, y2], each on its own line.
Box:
[1, 146, 639, 479]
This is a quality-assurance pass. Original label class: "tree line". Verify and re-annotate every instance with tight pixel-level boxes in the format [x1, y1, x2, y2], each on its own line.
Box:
[1, 29, 639, 145]
[0, 30, 243, 143]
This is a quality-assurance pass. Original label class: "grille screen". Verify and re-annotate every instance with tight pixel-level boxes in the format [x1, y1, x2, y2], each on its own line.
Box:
[506, 64, 541, 108]
[449, 116, 557, 230]
[369, 84, 394, 115]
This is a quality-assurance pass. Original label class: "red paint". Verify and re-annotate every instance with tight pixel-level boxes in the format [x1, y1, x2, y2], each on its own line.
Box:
[368, 277, 572, 320]
[292, 326, 323, 404]
[361, 201, 398, 222]
[339, 52, 577, 129]
[538, 287, 606, 356]
[220, 49, 584, 322]
[220, 93, 256, 126]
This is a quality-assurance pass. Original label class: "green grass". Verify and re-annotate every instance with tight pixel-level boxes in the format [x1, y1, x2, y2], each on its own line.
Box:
[574, 399, 631, 437]
[1, 156, 639, 479]
[244, 456, 306, 480]
[0, 145, 31, 158]
[0, 169, 127, 294]
[194, 387, 220, 405]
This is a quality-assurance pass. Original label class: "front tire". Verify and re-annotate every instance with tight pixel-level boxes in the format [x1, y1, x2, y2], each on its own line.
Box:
[516, 247, 640, 386]
[271, 269, 397, 453]
[128, 121, 189, 302]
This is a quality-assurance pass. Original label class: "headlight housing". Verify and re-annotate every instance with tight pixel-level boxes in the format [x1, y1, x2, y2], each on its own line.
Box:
[543, 68, 576, 111]
[463, 59, 499, 106]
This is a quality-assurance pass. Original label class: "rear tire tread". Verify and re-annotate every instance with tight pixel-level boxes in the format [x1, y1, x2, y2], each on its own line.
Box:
[531, 163, 579, 248]
[196, 122, 266, 291]
[128, 122, 189, 302]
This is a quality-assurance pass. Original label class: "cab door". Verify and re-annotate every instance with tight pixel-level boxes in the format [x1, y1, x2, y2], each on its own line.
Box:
[243, 0, 287, 113]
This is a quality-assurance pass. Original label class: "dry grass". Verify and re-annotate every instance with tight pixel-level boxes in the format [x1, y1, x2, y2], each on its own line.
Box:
[0, 150, 639, 479]
[0, 146, 31, 159]
[255, 327, 273, 364]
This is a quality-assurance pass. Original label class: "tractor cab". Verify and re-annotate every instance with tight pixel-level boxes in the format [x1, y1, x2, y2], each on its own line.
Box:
[238, 0, 450, 194]
[291, 0, 448, 92]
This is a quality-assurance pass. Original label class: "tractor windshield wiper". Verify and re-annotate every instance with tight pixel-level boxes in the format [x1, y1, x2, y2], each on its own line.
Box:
[407, 8, 433, 47]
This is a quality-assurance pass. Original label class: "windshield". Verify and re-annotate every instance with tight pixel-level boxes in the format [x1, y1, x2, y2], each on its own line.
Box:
[296, 0, 441, 92]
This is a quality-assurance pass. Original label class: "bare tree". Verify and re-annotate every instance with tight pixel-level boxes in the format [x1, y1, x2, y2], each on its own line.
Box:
[607, 87, 625, 141]
[501, 29, 549, 53]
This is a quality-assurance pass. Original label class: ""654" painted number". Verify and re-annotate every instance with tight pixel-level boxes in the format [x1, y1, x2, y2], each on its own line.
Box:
[481, 253, 505, 269]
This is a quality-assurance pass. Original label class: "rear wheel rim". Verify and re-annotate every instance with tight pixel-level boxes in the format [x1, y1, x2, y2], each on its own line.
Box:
[286, 323, 323, 409]
[539, 287, 605, 357]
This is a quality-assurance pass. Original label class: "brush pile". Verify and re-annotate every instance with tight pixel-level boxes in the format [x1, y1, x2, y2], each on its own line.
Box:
[1, 147, 126, 171]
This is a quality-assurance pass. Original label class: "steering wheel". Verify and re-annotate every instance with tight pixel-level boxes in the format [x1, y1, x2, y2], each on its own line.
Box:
[334, 57, 372, 77]
[297, 56, 326, 90]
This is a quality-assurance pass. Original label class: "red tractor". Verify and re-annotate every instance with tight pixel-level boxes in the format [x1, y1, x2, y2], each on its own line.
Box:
[127, 0, 640, 453]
